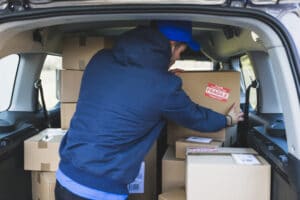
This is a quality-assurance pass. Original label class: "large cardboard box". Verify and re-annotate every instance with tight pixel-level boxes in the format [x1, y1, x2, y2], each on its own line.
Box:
[162, 147, 185, 193]
[175, 138, 223, 159]
[59, 70, 83, 103]
[168, 71, 240, 144]
[186, 147, 271, 200]
[31, 171, 56, 200]
[128, 142, 157, 200]
[24, 128, 66, 171]
[62, 36, 104, 70]
[60, 103, 76, 129]
[159, 189, 186, 200]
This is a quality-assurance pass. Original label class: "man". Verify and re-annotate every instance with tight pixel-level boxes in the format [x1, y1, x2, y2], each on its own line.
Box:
[55, 20, 243, 200]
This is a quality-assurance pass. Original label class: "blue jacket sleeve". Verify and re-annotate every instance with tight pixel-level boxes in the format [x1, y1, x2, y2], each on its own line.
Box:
[161, 76, 226, 132]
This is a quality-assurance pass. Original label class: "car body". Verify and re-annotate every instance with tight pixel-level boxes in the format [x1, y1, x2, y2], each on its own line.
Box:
[0, 1, 299, 199]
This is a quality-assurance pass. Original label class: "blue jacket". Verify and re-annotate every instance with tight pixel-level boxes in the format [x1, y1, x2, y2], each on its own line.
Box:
[59, 26, 226, 195]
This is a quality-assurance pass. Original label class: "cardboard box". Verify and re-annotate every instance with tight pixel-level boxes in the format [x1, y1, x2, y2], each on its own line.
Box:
[168, 125, 225, 145]
[32, 171, 56, 200]
[186, 147, 271, 200]
[59, 70, 83, 103]
[60, 103, 76, 129]
[175, 138, 223, 159]
[162, 147, 185, 193]
[128, 142, 157, 200]
[24, 128, 66, 171]
[159, 189, 186, 200]
[62, 36, 104, 70]
[167, 71, 240, 144]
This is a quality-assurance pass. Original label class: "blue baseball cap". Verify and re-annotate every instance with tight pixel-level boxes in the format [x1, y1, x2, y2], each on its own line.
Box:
[156, 20, 200, 52]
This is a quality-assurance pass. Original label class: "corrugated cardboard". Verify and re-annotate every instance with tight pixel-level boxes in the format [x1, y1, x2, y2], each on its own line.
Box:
[186, 147, 270, 200]
[159, 189, 186, 200]
[59, 70, 83, 103]
[167, 71, 240, 144]
[60, 103, 76, 130]
[62, 36, 104, 70]
[162, 147, 185, 193]
[24, 128, 66, 171]
[175, 139, 223, 159]
[129, 142, 157, 200]
[31, 171, 56, 200]
[168, 126, 225, 145]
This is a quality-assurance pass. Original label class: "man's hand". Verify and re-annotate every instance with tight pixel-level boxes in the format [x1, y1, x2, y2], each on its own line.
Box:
[169, 68, 185, 75]
[226, 103, 244, 126]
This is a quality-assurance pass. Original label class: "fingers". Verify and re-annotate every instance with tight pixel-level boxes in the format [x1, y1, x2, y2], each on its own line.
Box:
[169, 68, 185, 75]
[229, 102, 236, 112]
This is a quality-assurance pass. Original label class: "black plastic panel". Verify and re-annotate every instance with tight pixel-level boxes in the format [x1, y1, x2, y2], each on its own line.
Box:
[248, 127, 300, 199]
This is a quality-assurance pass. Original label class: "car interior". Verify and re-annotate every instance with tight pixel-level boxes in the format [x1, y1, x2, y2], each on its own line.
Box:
[0, 11, 298, 200]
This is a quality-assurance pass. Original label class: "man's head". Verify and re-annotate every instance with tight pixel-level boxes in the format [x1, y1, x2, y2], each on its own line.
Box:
[155, 20, 200, 66]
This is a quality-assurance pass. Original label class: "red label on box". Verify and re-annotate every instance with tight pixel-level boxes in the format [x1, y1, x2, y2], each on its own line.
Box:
[205, 83, 230, 102]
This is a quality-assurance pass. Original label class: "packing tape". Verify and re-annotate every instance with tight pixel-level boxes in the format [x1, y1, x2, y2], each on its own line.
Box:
[79, 60, 86, 70]
[38, 140, 48, 149]
[40, 163, 51, 171]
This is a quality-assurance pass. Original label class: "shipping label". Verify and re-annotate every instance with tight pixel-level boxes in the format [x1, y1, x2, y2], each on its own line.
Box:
[205, 83, 230, 102]
[128, 161, 145, 194]
[186, 136, 212, 144]
[232, 154, 261, 165]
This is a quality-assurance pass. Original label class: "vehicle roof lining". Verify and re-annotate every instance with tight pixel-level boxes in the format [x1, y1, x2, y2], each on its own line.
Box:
[0, 13, 282, 60]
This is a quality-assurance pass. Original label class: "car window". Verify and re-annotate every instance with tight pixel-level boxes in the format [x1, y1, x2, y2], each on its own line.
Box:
[0, 54, 19, 112]
[240, 55, 257, 110]
[39, 55, 62, 109]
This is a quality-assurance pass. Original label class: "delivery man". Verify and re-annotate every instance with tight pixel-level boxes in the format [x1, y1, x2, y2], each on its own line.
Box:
[55, 20, 244, 200]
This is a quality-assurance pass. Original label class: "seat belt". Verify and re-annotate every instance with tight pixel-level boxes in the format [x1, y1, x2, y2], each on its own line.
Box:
[238, 79, 259, 146]
[34, 79, 51, 128]
[244, 79, 259, 122]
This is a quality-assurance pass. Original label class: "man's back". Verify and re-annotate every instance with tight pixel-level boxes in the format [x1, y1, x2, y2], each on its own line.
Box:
[58, 25, 226, 196]
[58, 26, 177, 194]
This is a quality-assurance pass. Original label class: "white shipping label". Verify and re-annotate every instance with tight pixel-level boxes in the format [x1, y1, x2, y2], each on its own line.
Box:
[232, 154, 261, 165]
[186, 136, 212, 144]
[128, 162, 145, 194]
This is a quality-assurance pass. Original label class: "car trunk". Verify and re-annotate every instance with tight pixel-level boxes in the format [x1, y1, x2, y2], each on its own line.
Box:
[0, 5, 299, 200]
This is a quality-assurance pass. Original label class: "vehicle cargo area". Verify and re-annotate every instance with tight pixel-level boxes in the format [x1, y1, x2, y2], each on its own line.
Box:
[0, 11, 298, 200]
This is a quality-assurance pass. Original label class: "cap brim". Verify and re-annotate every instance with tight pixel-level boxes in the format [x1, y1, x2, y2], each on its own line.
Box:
[187, 39, 201, 52]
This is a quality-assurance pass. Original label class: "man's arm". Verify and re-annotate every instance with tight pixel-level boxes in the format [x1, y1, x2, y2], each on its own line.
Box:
[161, 78, 227, 132]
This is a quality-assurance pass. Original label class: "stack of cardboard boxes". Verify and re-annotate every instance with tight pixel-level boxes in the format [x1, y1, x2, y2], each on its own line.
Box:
[25, 36, 160, 200]
[24, 128, 66, 200]
[159, 71, 271, 200]
[60, 36, 111, 129]
[24, 36, 113, 200]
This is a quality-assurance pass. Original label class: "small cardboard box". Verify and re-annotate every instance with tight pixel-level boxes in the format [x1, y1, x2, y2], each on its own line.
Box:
[168, 71, 240, 144]
[186, 147, 271, 200]
[59, 70, 83, 103]
[31, 171, 56, 200]
[175, 138, 223, 159]
[162, 147, 185, 193]
[62, 36, 104, 70]
[159, 189, 186, 200]
[24, 128, 66, 171]
[60, 103, 76, 129]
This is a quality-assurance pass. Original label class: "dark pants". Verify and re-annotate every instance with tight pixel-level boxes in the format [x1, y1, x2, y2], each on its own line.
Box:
[55, 180, 89, 200]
